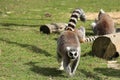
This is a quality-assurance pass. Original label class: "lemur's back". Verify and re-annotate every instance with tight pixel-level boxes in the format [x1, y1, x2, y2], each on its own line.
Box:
[57, 31, 80, 55]
[92, 9, 116, 35]
[97, 14, 115, 35]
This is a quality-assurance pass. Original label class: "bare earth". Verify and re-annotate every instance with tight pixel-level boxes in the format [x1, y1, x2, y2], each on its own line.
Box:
[86, 12, 120, 24]
[107, 61, 120, 69]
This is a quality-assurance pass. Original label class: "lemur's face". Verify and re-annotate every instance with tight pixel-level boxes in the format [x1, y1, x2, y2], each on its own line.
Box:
[66, 47, 78, 59]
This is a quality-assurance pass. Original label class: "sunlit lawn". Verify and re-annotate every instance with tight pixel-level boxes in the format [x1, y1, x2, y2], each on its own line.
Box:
[0, 0, 120, 80]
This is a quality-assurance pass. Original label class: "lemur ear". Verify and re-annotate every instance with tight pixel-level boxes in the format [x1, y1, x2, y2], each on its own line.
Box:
[66, 47, 70, 51]
[98, 9, 105, 19]
[100, 9, 105, 14]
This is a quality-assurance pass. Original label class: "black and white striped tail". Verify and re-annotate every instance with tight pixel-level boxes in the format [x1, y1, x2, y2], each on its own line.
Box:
[65, 8, 86, 31]
[85, 36, 98, 42]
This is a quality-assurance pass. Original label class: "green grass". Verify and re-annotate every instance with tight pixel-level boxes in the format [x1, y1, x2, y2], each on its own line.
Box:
[0, 0, 120, 80]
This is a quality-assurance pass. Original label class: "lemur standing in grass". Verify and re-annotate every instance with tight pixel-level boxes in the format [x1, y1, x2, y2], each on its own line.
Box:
[57, 8, 86, 76]
[91, 9, 116, 35]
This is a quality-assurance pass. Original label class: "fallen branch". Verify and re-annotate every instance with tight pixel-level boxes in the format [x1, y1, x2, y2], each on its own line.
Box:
[40, 23, 67, 34]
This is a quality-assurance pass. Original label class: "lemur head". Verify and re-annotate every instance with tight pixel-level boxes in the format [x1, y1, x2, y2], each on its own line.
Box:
[66, 47, 79, 59]
[98, 9, 105, 20]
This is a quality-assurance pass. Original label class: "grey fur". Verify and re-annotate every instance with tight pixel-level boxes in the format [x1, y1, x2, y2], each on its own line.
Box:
[91, 9, 115, 35]
[57, 28, 85, 76]
[56, 8, 86, 76]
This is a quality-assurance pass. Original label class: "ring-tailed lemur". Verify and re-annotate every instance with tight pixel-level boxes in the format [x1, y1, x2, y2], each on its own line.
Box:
[57, 8, 86, 76]
[84, 35, 99, 42]
[65, 8, 86, 31]
[91, 9, 116, 35]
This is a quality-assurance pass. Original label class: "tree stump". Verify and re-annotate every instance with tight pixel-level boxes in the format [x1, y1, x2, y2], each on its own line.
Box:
[92, 33, 120, 60]
[40, 23, 67, 34]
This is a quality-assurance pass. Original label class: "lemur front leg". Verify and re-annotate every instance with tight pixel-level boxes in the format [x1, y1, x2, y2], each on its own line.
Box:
[71, 56, 80, 75]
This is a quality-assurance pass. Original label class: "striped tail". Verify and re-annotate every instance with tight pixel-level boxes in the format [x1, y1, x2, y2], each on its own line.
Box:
[65, 8, 86, 31]
[85, 36, 98, 42]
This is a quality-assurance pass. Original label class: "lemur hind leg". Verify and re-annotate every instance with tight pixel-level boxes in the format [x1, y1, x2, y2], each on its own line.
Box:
[57, 52, 64, 70]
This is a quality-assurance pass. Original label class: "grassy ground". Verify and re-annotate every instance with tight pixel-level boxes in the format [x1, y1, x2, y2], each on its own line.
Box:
[0, 0, 120, 80]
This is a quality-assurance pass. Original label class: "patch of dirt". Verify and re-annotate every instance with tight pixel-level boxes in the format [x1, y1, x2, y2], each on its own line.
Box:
[86, 12, 120, 24]
[107, 61, 120, 69]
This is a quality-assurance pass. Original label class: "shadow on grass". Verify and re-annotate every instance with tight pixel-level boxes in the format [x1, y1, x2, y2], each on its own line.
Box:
[31, 66, 64, 77]
[80, 69, 102, 80]
[85, 28, 95, 36]
[0, 17, 52, 27]
[0, 27, 17, 31]
[53, 37, 58, 41]
[0, 38, 51, 56]
[25, 61, 64, 77]
[94, 68, 120, 78]
[0, 26, 40, 34]
[86, 32, 94, 36]
[0, 22, 40, 27]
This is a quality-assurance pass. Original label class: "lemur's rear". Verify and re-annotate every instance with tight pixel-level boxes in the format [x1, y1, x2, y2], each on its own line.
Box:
[91, 9, 116, 35]
[57, 8, 86, 76]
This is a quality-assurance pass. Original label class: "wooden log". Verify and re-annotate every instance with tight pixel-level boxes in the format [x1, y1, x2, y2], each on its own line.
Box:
[40, 23, 67, 34]
[92, 33, 120, 60]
